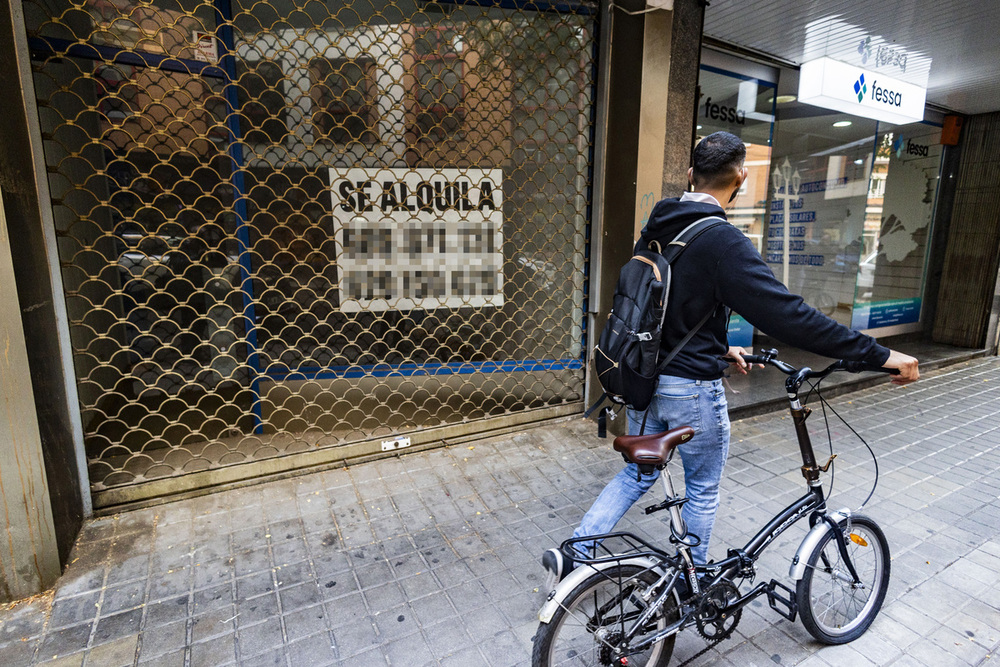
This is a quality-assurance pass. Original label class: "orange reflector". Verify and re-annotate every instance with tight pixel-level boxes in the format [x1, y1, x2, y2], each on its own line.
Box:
[849, 533, 868, 547]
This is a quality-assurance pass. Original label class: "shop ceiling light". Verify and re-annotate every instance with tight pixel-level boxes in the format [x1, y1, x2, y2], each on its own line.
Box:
[833, 120, 852, 127]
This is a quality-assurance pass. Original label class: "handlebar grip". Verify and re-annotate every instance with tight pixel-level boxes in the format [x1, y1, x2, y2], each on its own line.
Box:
[740, 354, 768, 364]
[842, 360, 900, 375]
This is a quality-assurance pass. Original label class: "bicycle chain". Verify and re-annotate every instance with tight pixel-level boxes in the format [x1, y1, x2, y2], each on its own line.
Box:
[675, 582, 742, 667]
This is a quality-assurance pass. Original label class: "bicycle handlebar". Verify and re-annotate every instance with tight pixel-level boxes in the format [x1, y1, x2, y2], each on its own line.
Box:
[740, 348, 900, 384]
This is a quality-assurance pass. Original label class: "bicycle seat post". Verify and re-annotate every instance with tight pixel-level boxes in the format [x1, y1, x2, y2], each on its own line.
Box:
[659, 460, 700, 593]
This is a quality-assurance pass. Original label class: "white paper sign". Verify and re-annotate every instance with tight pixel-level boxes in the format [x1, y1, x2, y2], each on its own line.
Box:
[192, 31, 219, 64]
[330, 167, 504, 312]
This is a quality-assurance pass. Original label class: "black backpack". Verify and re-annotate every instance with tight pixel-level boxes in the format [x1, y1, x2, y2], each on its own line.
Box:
[588, 216, 724, 421]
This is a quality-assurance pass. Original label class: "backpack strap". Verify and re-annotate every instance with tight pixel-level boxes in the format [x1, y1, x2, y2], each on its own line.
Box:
[651, 215, 726, 376]
[652, 308, 714, 376]
[659, 216, 726, 263]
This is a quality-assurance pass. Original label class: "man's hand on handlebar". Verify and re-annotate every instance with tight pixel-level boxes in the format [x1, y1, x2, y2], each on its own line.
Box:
[724, 346, 764, 375]
[882, 349, 919, 385]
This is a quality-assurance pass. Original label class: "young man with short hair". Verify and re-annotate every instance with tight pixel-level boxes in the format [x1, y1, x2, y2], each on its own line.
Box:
[544, 131, 919, 582]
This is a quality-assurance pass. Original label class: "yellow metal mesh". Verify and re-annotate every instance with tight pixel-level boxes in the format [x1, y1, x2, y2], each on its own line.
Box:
[23, 0, 595, 504]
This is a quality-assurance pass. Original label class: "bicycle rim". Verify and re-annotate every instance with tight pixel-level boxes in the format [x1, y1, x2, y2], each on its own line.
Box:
[545, 567, 674, 666]
[804, 519, 888, 637]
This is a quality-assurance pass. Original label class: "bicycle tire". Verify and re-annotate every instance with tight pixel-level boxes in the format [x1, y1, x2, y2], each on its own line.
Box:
[532, 564, 679, 667]
[796, 514, 890, 644]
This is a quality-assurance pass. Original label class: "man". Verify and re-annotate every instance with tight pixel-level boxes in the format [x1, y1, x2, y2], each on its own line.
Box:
[543, 131, 919, 581]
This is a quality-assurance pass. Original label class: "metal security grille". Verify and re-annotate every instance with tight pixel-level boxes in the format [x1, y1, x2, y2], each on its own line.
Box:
[23, 0, 596, 507]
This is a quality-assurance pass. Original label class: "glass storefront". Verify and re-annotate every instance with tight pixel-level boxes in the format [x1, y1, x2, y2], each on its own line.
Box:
[696, 59, 776, 346]
[698, 53, 944, 345]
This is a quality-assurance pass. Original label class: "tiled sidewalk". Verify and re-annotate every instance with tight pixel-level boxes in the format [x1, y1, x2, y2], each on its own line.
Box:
[2, 358, 999, 666]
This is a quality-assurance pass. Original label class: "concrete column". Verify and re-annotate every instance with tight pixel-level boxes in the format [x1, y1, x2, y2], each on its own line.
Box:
[634, 9, 674, 236]
[933, 111, 1000, 348]
[0, 0, 89, 576]
[584, 0, 705, 428]
[0, 196, 61, 600]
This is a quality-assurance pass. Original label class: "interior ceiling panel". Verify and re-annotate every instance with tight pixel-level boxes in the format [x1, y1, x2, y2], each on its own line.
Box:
[703, 0, 1000, 116]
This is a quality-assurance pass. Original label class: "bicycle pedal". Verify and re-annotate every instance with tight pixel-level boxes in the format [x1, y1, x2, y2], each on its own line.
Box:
[765, 579, 797, 622]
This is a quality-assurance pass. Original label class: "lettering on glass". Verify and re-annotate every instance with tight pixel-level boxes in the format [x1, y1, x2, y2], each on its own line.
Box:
[330, 168, 503, 312]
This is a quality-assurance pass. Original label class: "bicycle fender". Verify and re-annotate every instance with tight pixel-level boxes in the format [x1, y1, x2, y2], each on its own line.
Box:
[537, 556, 662, 624]
[788, 507, 850, 581]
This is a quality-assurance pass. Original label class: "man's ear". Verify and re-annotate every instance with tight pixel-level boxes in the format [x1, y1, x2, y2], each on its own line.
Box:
[687, 167, 695, 190]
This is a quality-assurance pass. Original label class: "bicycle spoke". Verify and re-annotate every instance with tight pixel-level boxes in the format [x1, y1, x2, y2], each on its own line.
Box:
[540, 567, 673, 667]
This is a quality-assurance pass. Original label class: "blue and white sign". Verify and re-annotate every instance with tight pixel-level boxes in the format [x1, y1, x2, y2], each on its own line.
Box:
[727, 312, 753, 349]
[851, 298, 921, 330]
[798, 57, 926, 125]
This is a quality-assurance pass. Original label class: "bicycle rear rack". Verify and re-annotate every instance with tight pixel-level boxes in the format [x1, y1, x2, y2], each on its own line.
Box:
[560, 531, 672, 566]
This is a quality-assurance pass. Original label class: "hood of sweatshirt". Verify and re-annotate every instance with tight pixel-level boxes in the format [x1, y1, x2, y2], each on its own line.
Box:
[637, 197, 727, 251]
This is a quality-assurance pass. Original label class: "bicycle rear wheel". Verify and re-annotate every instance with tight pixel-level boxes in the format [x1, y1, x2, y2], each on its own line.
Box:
[796, 514, 890, 644]
[532, 564, 678, 667]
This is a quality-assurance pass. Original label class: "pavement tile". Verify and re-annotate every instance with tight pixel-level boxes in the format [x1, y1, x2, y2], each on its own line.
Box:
[407, 591, 456, 627]
[37, 622, 92, 662]
[907, 637, 971, 667]
[439, 645, 486, 666]
[189, 630, 235, 667]
[6, 359, 1000, 665]
[382, 627, 435, 665]
[143, 596, 190, 628]
[0, 635, 39, 664]
[236, 617, 284, 658]
[234, 592, 280, 627]
[190, 605, 236, 644]
[101, 580, 146, 614]
[138, 618, 187, 659]
[372, 605, 419, 642]
[85, 633, 138, 667]
[35, 652, 85, 667]
[285, 632, 340, 667]
[93, 607, 143, 646]
[47, 591, 101, 630]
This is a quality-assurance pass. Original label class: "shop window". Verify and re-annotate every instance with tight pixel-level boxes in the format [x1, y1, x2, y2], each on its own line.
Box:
[235, 59, 288, 145]
[849, 124, 942, 330]
[695, 65, 776, 347]
[309, 57, 378, 144]
[412, 27, 466, 141]
[94, 63, 140, 123]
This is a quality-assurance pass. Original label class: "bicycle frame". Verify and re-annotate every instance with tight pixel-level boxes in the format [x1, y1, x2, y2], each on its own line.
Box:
[707, 371, 831, 584]
[536, 352, 895, 662]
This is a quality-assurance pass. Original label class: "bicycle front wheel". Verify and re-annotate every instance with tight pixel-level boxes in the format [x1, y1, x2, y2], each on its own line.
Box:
[796, 514, 890, 644]
[532, 564, 679, 667]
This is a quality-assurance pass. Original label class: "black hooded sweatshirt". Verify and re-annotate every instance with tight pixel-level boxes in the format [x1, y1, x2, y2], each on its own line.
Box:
[636, 196, 891, 380]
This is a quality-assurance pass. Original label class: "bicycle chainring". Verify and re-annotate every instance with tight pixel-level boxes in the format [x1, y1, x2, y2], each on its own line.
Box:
[695, 581, 741, 642]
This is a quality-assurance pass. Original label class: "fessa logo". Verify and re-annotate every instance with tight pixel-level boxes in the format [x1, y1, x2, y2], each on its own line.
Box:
[853, 74, 867, 102]
[893, 134, 929, 158]
[702, 97, 745, 125]
[853, 73, 904, 108]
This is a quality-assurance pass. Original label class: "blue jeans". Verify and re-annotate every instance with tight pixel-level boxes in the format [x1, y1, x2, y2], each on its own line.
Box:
[572, 375, 731, 565]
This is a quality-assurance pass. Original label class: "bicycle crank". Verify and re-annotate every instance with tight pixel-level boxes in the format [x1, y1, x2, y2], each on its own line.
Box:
[695, 581, 741, 642]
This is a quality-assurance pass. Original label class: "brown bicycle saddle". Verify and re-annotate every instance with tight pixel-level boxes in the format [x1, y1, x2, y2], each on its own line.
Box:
[612, 425, 696, 466]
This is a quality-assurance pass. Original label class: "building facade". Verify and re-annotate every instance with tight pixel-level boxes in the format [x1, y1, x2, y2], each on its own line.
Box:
[3, 0, 999, 601]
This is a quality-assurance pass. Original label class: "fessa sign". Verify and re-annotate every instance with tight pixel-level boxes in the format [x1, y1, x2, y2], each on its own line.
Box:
[798, 56, 926, 124]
